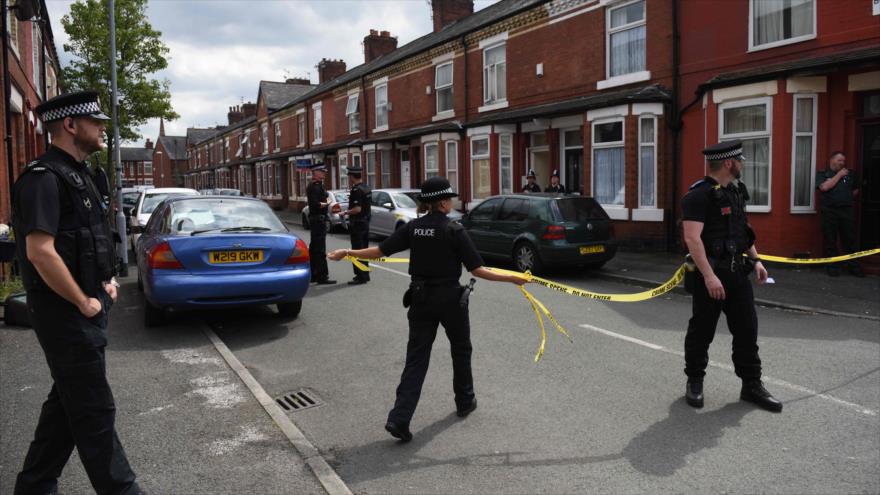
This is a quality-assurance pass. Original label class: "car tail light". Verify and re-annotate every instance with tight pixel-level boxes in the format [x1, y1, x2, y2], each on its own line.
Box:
[148, 242, 183, 269]
[286, 238, 310, 265]
[542, 225, 565, 240]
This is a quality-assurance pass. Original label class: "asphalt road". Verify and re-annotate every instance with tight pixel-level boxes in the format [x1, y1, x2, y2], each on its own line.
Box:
[2, 222, 878, 494]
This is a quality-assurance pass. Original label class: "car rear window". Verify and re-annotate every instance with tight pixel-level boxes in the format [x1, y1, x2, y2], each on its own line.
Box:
[169, 198, 286, 234]
[552, 197, 609, 222]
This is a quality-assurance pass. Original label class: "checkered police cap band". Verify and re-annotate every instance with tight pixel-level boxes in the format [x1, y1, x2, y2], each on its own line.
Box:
[40, 101, 103, 122]
[704, 147, 744, 161]
[420, 187, 454, 198]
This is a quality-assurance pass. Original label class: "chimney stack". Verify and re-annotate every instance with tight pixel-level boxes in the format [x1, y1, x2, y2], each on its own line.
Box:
[317, 58, 347, 84]
[431, 0, 474, 33]
[363, 29, 398, 64]
[241, 102, 257, 118]
[145, 138, 153, 149]
[285, 77, 311, 86]
[227, 105, 244, 125]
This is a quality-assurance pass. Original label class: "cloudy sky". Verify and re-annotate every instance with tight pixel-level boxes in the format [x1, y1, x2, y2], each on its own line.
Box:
[46, 0, 499, 147]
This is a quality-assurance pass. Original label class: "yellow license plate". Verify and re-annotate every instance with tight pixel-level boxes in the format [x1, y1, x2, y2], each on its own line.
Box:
[580, 245, 605, 255]
[209, 250, 263, 264]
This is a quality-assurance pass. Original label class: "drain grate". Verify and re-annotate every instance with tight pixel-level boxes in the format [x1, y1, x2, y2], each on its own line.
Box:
[274, 388, 323, 413]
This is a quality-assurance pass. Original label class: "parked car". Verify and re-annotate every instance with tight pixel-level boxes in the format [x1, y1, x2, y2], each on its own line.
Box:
[460, 193, 617, 274]
[369, 188, 463, 237]
[214, 188, 243, 196]
[132, 195, 310, 326]
[301, 189, 349, 232]
[129, 187, 199, 251]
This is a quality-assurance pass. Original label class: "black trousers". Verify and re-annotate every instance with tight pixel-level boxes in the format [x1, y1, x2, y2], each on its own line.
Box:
[388, 287, 474, 426]
[684, 267, 762, 382]
[349, 220, 370, 281]
[821, 206, 859, 267]
[309, 215, 329, 281]
[16, 292, 139, 495]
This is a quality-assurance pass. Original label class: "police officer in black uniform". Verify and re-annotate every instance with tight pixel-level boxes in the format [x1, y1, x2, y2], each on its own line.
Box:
[544, 169, 566, 193]
[342, 165, 371, 285]
[522, 169, 541, 193]
[816, 151, 864, 277]
[306, 162, 336, 284]
[12, 91, 142, 494]
[328, 177, 527, 441]
[681, 140, 782, 413]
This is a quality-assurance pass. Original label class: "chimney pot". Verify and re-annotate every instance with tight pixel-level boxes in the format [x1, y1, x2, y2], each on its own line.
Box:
[431, 0, 474, 33]
[364, 29, 398, 63]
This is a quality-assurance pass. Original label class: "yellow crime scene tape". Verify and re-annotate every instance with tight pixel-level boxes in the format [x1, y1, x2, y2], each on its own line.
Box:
[757, 248, 880, 264]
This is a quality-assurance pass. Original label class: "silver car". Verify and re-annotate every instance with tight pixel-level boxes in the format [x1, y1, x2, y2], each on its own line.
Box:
[369, 188, 463, 237]
[301, 189, 350, 232]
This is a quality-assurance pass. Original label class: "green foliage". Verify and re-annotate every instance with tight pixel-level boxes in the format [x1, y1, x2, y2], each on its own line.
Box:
[0, 277, 24, 301]
[61, 0, 178, 145]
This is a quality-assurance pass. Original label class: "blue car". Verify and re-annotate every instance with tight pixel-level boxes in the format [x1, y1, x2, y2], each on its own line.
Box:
[133, 196, 310, 326]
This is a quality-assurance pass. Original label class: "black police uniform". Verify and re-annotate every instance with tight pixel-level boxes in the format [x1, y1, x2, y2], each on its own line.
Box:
[12, 146, 140, 495]
[379, 209, 483, 431]
[544, 183, 566, 193]
[348, 181, 372, 283]
[681, 176, 762, 382]
[522, 182, 541, 193]
[306, 175, 331, 283]
[816, 168, 860, 271]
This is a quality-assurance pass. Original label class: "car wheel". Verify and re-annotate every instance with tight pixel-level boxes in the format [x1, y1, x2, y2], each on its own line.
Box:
[302, 213, 310, 230]
[144, 300, 164, 327]
[277, 301, 302, 318]
[514, 242, 544, 275]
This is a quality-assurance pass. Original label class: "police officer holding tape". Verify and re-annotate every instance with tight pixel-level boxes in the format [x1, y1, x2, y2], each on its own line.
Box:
[680, 140, 782, 413]
[328, 177, 527, 442]
[12, 91, 142, 494]
[306, 162, 336, 285]
[342, 164, 371, 285]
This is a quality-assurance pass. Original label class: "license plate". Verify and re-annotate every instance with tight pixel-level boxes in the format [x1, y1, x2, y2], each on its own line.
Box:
[209, 250, 263, 264]
[580, 245, 605, 255]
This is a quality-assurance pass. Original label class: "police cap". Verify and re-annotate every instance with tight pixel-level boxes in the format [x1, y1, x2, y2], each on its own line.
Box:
[551, 169, 560, 178]
[419, 176, 458, 201]
[36, 90, 110, 123]
[345, 165, 363, 176]
[526, 169, 537, 179]
[310, 161, 327, 172]
[703, 140, 746, 161]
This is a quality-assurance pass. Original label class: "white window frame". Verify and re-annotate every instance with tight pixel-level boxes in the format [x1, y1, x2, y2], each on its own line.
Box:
[470, 136, 492, 201]
[274, 162, 282, 198]
[224, 137, 230, 163]
[365, 151, 377, 188]
[261, 124, 269, 154]
[144, 160, 153, 176]
[339, 155, 349, 190]
[424, 142, 439, 180]
[481, 42, 507, 108]
[297, 113, 305, 146]
[599, 0, 650, 90]
[32, 23, 41, 93]
[435, 62, 454, 116]
[274, 121, 281, 152]
[790, 93, 817, 213]
[374, 83, 389, 132]
[446, 141, 458, 192]
[245, 129, 253, 157]
[7, 2, 19, 59]
[637, 115, 657, 209]
[499, 133, 513, 194]
[591, 117, 627, 212]
[312, 103, 323, 144]
[718, 96, 773, 212]
[346, 94, 360, 134]
[748, 0, 817, 53]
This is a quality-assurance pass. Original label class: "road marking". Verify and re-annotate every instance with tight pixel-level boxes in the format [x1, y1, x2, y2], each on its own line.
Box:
[579, 323, 878, 417]
[201, 324, 353, 495]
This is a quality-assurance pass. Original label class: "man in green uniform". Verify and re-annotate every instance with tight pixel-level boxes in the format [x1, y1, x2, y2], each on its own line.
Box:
[816, 151, 863, 277]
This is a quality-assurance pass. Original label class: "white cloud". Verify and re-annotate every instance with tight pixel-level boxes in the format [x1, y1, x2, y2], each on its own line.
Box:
[46, 0, 500, 146]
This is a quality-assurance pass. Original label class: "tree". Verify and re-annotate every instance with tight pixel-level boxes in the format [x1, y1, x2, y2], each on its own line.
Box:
[61, 0, 178, 166]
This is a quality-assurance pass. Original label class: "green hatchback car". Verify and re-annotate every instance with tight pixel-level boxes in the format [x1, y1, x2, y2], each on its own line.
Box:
[460, 194, 617, 274]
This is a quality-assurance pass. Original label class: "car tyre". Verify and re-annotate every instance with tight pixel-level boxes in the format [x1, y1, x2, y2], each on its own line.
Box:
[144, 300, 164, 327]
[302, 213, 310, 230]
[514, 242, 544, 275]
[277, 301, 302, 318]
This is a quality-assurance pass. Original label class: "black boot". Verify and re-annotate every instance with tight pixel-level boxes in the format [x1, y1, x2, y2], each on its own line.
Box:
[685, 380, 703, 408]
[457, 398, 477, 418]
[741, 380, 783, 412]
[385, 421, 412, 442]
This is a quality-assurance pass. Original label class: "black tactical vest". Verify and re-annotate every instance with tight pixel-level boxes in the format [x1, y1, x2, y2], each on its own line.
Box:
[350, 182, 371, 222]
[13, 155, 117, 297]
[690, 178, 753, 258]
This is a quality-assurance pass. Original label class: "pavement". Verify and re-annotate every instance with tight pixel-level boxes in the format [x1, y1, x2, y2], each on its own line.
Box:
[276, 209, 880, 321]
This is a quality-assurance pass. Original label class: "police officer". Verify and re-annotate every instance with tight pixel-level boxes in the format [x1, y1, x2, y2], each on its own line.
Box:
[12, 91, 142, 494]
[522, 169, 541, 193]
[680, 140, 782, 413]
[816, 151, 863, 277]
[328, 177, 527, 441]
[544, 169, 566, 193]
[342, 164, 371, 285]
[306, 162, 336, 284]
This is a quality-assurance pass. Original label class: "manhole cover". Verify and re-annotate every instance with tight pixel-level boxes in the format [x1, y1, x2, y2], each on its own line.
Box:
[275, 388, 323, 413]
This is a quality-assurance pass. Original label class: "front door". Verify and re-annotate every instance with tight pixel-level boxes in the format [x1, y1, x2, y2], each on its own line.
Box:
[565, 148, 584, 195]
[400, 148, 411, 189]
[527, 148, 550, 191]
[859, 122, 880, 249]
